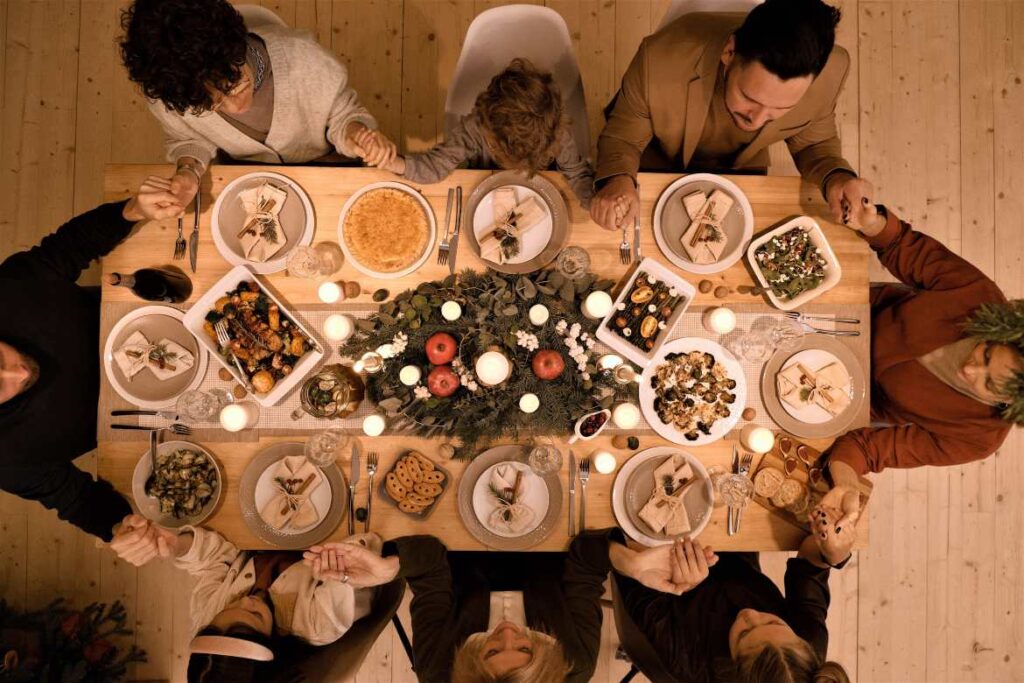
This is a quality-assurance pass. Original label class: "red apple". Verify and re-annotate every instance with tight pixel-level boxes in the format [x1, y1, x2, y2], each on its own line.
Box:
[427, 365, 460, 397]
[532, 349, 565, 381]
[425, 332, 458, 365]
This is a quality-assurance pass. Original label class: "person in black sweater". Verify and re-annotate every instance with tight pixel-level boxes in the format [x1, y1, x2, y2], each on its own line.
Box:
[0, 177, 184, 541]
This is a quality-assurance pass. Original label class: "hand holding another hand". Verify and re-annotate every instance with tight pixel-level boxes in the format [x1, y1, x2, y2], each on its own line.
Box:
[302, 542, 398, 588]
[809, 487, 859, 566]
[619, 537, 717, 595]
[122, 176, 187, 222]
[347, 123, 400, 171]
[589, 175, 639, 231]
[825, 174, 884, 236]
[109, 514, 178, 567]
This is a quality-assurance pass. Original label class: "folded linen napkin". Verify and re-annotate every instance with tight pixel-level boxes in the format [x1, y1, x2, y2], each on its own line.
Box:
[146, 338, 195, 381]
[237, 182, 289, 263]
[113, 330, 151, 380]
[638, 454, 693, 535]
[479, 191, 546, 264]
[777, 361, 852, 416]
[259, 455, 324, 530]
[486, 464, 536, 534]
[680, 190, 733, 264]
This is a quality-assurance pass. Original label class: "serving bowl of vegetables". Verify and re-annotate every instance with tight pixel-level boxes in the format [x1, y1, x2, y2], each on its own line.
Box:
[746, 216, 842, 311]
[132, 441, 222, 528]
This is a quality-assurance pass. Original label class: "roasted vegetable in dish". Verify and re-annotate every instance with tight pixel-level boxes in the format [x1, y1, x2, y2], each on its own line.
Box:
[606, 272, 687, 353]
[651, 351, 737, 440]
[754, 227, 827, 301]
[145, 448, 218, 518]
[203, 280, 310, 393]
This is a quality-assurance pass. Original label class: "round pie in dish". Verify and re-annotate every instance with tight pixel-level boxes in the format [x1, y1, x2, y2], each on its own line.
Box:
[341, 188, 430, 275]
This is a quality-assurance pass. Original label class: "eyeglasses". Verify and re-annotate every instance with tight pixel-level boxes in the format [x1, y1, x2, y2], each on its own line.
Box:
[209, 73, 252, 112]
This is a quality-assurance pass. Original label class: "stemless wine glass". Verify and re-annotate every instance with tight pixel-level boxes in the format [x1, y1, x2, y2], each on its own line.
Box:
[768, 316, 806, 352]
[176, 389, 225, 422]
[718, 473, 754, 509]
[555, 246, 591, 281]
[527, 441, 563, 476]
[733, 329, 772, 362]
[287, 244, 342, 279]
[304, 428, 350, 469]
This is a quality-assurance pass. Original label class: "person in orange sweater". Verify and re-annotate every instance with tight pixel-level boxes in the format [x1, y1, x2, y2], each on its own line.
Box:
[812, 197, 1023, 564]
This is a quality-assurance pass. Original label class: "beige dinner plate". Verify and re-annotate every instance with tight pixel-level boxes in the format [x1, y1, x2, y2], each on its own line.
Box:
[103, 305, 208, 410]
[132, 440, 222, 529]
[623, 455, 714, 541]
[761, 335, 866, 439]
[212, 171, 315, 275]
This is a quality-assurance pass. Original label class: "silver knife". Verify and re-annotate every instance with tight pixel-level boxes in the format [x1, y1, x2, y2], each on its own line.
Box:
[348, 442, 360, 535]
[568, 450, 577, 537]
[149, 429, 159, 477]
[111, 409, 180, 421]
[728, 445, 739, 536]
[633, 213, 642, 261]
[448, 185, 462, 275]
[188, 190, 201, 273]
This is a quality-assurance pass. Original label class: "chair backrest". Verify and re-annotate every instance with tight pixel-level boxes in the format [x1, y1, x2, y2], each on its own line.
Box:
[444, 4, 591, 157]
[268, 577, 408, 683]
[654, 0, 763, 32]
[610, 575, 682, 683]
[235, 3, 287, 29]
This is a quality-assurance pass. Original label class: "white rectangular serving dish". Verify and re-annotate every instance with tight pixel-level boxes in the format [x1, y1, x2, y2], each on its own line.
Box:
[595, 257, 697, 368]
[182, 265, 324, 407]
[745, 216, 842, 311]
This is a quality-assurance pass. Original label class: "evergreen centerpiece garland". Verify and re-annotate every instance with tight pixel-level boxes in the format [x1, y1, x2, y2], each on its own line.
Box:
[340, 269, 639, 457]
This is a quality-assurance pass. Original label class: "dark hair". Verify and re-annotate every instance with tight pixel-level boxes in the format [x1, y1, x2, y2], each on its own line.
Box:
[119, 0, 249, 114]
[962, 300, 1024, 424]
[717, 642, 851, 683]
[186, 625, 273, 683]
[733, 0, 841, 79]
[475, 58, 565, 176]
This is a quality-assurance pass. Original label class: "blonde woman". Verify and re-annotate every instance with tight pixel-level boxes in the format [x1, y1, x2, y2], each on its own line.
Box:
[303, 533, 682, 683]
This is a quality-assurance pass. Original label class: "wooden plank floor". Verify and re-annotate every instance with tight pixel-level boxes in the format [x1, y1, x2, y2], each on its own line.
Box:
[1, 1, 1022, 680]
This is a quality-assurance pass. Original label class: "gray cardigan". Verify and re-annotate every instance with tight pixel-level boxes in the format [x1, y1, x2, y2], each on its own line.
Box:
[148, 24, 377, 171]
[402, 115, 595, 208]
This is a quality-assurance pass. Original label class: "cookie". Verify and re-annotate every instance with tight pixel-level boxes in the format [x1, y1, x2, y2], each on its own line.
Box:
[414, 482, 443, 498]
[394, 462, 414, 490]
[404, 458, 424, 483]
[754, 468, 784, 498]
[405, 493, 434, 507]
[422, 471, 445, 485]
[786, 489, 809, 517]
[408, 451, 435, 472]
[385, 473, 408, 502]
[398, 499, 427, 514]
[770, 478, 806, 508]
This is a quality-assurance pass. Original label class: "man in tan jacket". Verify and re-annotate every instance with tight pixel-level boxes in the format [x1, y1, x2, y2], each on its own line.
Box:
[592, 0, 872, 231]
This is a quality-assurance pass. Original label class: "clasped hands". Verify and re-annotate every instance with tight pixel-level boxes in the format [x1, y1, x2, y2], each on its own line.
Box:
[109, 514, 182, 566]
[301, 542, 400, 587]
[613, 537, 719, 596]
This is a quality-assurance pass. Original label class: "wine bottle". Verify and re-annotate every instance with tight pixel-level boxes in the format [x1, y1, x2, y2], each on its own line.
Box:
[104, 266, 193, 303]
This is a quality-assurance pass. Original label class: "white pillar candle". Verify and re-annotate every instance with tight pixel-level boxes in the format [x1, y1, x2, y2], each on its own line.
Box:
[703, 306, 737, 335]
[219, 402, 257, 432]
[582, 290, 614, 320]
[598, 354, 624, 371]
[322, 314, 353, 342]
[317, 281, 342, 304]
[441, 301, 462, 321]
[399, 365, 422, 386]
[740, 424, 776, 454]
[593, 451, 617, 474]
[519, 393, 540, 413]
[362, 414, 386, 437]
[612, 402, 641, 429]
[475, 351, 511, 386]
[528, 304, 550, 326]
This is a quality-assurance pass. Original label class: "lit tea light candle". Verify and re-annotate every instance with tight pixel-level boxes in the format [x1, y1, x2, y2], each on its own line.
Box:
[317, 281, 342, 304]
[441, 301, 462, 321]
[220, 402, 257, 432]
[362, 414, 386, 437]
[475, 350, 511, 386]
[528, 304, 550, 326]
[399, 365, 422, 386]
[612, 402, 641, 429]
[593, 451, 617, 474]
[322, 314, 353, 342]
[703, 306, 737, 335]
[741, 425, 775, 454]
[598, 354, 624, 371]
[519, 393, 540, 414]
[582, 291, 613, 320]
[358, 351, 384, 374]
[376, 344, 395, 359]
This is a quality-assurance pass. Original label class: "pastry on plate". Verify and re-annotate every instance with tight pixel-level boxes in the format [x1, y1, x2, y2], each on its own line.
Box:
[343, 188, 430, 273]
[754, 467, 785, 498]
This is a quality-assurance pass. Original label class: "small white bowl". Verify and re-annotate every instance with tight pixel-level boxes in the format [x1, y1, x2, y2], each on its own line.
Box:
[568, 409, 611, 445]
[746, 216, 842, 311]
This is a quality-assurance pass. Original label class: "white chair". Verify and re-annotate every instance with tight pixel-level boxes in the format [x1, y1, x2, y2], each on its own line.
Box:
[234, 3, 287, 29]
[655, 0, 762, 32]
[444, 4, 590, 158]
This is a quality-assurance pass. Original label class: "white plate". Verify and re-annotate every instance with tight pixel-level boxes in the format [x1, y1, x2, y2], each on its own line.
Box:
[211, 171, 316, 275]
[181, 265, 324, 407]
[132, 440, 222, 529]
[746, 216, 842, 311]
[336, 181, 436, 279]
[639, 337, 747, 446]
[471, 461, 549, 538]
[253, 459, 333, 534]
[472, 185, 553, 265]
[612, 447, 713, 546]
[652, 173, 754, 275]
[777, 349, 851, 424]
[104, 305, 208, 410]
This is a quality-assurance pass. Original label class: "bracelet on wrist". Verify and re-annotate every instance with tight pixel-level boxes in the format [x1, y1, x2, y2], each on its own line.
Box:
[176, 163, 203, 184]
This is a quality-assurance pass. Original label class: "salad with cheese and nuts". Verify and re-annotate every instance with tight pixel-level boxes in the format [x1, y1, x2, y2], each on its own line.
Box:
[754, 227, 828, 301]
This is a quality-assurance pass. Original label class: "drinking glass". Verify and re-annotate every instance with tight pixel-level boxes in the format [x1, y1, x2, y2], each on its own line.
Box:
[555, 246, 591, 281]
[313, 241, 344, 277]
[768, 316, 805, 352]
[176, 389, 225, 422]
[304, 429, 350, 469]
[717, 473, 754, 509]
[288, 243, 343, 279]
[527, 442, 563, 476]
[732, 329, 772, 362]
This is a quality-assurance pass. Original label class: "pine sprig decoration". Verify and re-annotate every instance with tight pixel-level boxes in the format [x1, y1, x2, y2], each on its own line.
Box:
[340, 268, 639, 458]
[963, 300, 1024, 347]
[999, 371, 1024, 425]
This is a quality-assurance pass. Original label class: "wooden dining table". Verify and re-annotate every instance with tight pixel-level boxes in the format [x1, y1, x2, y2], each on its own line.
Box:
[98, 164, 872, 551]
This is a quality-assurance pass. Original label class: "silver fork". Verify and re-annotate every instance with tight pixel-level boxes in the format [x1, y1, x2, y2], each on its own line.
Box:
[793, 319, 860, 337]
[214, 319, 255, 393]
[783, 311, 860, 325]
[364, 452, 378, 532]
[618, 226, 632, 264]
[437, 188, 454, 266]
[579, 457, 591, 532]
[111, 423, 191, 435]
[173, 216, 186, 259]
[734, 452, 754, 534]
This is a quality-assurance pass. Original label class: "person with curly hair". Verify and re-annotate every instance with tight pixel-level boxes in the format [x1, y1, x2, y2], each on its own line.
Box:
[803, 198, 1024, 565]
[376, 58, 594, 208]
[119, 0, 397, 207]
